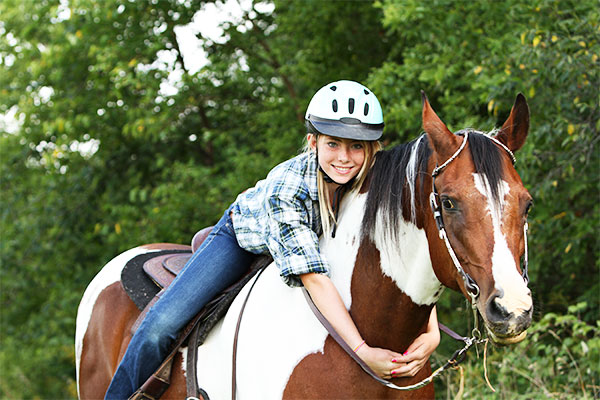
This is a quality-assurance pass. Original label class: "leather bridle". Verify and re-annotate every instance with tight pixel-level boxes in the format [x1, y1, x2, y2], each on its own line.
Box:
[429, 131, 529, 309]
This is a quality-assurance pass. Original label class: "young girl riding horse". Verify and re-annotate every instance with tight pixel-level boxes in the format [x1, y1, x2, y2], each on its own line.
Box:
[105, 80, 441, 399]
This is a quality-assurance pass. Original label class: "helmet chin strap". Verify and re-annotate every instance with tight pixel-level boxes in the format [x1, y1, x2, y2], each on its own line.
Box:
[318, 164, 339, 184]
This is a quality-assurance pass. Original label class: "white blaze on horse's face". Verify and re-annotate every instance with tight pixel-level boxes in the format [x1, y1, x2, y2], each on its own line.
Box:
[473, 173, 532, 317]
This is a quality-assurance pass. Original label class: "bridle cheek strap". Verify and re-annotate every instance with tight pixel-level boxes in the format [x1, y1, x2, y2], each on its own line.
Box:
[429, 132, 481, 302]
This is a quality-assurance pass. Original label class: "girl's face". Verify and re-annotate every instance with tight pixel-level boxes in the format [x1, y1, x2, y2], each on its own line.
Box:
[308, 134, 366, 185]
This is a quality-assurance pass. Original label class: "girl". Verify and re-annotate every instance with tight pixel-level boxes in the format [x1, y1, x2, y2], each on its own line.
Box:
[105, 80, 440, 399]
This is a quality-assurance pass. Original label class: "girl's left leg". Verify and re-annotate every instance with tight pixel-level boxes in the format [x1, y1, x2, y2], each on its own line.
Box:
[105, 209, 254, 399]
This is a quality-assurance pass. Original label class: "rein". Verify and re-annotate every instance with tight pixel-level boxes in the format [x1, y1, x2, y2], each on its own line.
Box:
[302, 288, 487, 391]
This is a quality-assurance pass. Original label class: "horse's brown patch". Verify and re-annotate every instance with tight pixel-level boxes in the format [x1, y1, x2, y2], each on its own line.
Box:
[79, 282, 139, 398]
[351, 238, 433, 354]
[78, 281, 188, 399]
[283, 238, 434, 399]
[161, 354, 187, 399]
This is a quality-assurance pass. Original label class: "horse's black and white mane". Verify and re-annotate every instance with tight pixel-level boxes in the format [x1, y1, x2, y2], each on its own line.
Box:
[361, 130, 507, 241]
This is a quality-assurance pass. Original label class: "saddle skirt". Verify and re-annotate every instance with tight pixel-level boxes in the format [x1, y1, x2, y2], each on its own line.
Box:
[120, 226, 213, 310]
[144, 253, 190, 288]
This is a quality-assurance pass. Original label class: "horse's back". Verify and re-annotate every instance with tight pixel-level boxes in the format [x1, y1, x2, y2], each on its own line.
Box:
[195, 262, 329, 399]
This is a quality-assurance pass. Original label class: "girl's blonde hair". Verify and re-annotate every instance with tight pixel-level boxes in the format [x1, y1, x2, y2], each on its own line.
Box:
[304, 134, 382, 236]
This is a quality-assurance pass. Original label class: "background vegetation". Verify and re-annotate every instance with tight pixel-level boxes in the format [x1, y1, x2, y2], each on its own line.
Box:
[1, 0, 597, 398]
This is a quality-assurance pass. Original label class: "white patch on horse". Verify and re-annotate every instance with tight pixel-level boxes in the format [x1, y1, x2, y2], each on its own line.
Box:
[473, 174, 532, 313]
[74, 246, 158, 392]
[361, 137, 443, 306]
[372, 210, 443, 305]
[320, 191, 366, 306]
[195, 266, 329, 399]
[194, 193, 365, 399]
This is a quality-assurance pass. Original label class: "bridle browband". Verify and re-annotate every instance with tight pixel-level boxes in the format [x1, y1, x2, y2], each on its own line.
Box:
[429, 130, 529, 310]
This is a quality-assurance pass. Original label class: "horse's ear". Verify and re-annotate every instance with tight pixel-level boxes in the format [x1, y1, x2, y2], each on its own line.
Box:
[421, 91, 460, 160]
[496, 93, 529, 152]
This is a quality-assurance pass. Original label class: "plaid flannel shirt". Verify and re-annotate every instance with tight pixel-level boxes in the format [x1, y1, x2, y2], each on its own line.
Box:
[231, 152, 328, 287]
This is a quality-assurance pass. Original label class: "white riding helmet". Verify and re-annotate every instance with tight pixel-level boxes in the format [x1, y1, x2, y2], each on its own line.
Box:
[305, 80, 384, 141]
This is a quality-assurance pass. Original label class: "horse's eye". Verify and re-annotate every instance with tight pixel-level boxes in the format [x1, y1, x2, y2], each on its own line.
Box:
[442, 198, 455, 210]
[525, 201, 533, 216]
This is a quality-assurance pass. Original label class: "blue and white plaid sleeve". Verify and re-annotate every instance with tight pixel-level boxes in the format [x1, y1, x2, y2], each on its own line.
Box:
[265, 194, 329, 287]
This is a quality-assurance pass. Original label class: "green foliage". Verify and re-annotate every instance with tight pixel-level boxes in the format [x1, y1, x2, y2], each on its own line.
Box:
[1, 1, 390, 397]
[370, 0, 599, 321]
[0, 0, 597, 398]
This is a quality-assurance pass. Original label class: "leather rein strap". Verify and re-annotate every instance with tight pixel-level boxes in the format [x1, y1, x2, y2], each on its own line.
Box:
[231, 267, 267, 400]
[301, 288, 483, 391]
[129, 306, 208, 400]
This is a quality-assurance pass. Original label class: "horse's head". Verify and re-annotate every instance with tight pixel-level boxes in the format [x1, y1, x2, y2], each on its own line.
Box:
[422, 93, 533, 345]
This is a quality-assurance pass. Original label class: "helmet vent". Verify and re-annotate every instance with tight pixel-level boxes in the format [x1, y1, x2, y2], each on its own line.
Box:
[348, 98, 355, 114]
[364, 89, 370, 95]
[330, 85, 337, 91]
[332, 100, 338, 112]
[364, 103, 369, 116]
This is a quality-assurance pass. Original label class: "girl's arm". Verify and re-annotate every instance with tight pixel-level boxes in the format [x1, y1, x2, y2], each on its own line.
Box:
[390, 306, 440, 377]
[301, 272, 403, 379]
[301, 273, 440, 379]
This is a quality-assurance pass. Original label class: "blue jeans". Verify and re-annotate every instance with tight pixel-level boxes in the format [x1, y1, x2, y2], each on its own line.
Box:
[105, 208, 254, 399]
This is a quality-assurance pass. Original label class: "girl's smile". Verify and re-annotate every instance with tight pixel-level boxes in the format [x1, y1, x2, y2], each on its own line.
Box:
[308, 134, 366, 186]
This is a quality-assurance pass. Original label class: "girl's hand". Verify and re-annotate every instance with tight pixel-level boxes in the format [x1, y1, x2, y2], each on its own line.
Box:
[389, 328, 441, 378]
[355, 345, 404, 380]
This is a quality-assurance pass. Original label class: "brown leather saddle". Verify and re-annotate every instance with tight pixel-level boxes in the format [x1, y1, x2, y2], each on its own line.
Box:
[144, 226, 214, 287]
[121, 226, 271, 400]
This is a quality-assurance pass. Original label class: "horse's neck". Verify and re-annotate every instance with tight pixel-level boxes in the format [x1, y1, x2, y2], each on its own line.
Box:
[319, 192, 368, 308]
[320, 191, 443, 348]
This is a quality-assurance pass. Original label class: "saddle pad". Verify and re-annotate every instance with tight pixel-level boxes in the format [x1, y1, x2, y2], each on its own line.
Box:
[121, 249, 192, 310]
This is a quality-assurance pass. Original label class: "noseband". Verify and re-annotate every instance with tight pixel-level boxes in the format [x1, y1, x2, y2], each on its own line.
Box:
[429, 130, 530, 312]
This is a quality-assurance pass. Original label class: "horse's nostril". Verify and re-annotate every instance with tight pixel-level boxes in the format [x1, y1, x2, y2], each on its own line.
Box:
[486, 293, 511, 323]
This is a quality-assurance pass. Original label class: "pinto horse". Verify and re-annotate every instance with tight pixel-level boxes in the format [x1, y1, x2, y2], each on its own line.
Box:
[76, 94, 533, 399]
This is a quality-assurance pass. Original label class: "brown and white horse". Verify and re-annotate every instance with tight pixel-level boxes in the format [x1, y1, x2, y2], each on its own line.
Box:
[76, 94, 533, 399]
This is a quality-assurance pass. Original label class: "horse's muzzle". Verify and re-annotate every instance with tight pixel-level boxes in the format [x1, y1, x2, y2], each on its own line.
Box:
[482, 291, 533, 345]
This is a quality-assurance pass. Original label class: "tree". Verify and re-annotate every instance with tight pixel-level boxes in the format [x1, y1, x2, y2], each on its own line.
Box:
[0, 0, 391, 397]
[368, 0, 599, 322]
